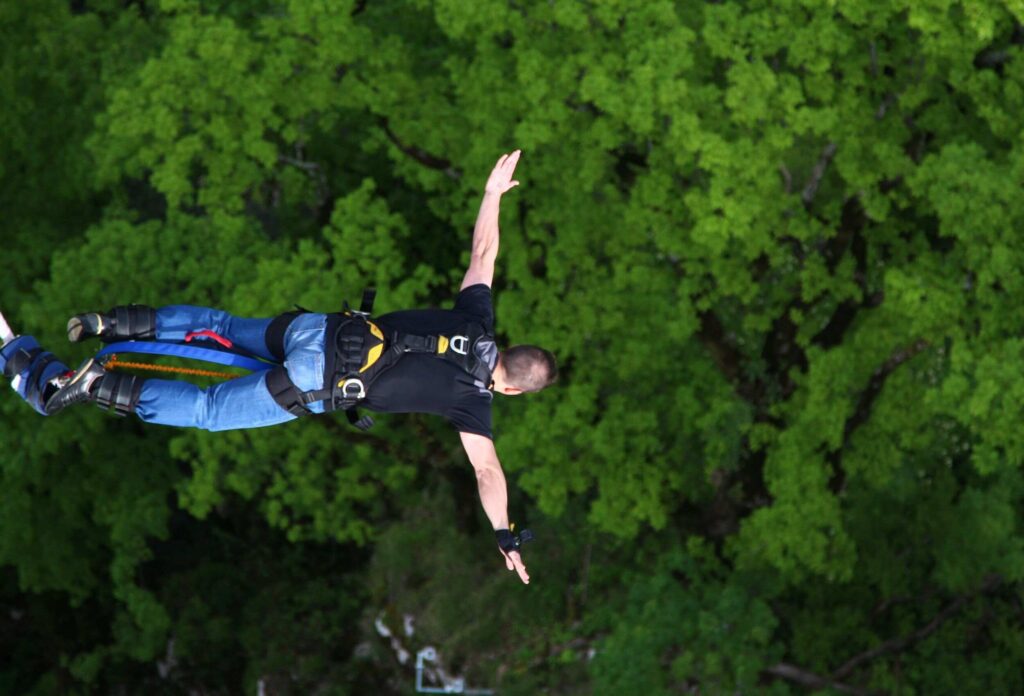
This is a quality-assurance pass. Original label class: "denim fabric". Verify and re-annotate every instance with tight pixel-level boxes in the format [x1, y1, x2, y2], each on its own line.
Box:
[133, 306, 327, 431]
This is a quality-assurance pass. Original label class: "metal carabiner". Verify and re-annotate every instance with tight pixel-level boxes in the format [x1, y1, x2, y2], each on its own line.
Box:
[338, 378, 366, 400]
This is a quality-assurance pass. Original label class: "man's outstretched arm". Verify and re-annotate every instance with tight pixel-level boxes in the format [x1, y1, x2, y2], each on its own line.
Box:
[459, 431, 530, 584]
[460, 150, 521, 291]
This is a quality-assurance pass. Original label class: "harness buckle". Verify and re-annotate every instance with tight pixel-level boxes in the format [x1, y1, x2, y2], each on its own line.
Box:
[450, 335, 469, 355]
[339, 378, 366, 400]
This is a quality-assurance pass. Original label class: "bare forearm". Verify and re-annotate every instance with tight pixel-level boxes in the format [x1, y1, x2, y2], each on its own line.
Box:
[471, 191, 502, 262]
[475, 465, 511, 530]
[460, 430, 530, 584]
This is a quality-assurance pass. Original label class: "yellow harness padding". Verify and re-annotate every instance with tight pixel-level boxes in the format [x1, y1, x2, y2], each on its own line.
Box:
[437, 336, 449, 354]
[361, 321, 385, 372]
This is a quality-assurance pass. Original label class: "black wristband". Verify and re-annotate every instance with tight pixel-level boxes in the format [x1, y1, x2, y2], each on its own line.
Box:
[495, 528, 518, 554]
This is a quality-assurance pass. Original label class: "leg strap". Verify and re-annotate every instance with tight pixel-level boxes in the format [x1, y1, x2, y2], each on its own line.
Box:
[266, 366, 336, 417]
[266, 366, 309, 417]
[92, 372, 144, 417]
[265, 311, 304, 363]
[110, 305, 157, 341]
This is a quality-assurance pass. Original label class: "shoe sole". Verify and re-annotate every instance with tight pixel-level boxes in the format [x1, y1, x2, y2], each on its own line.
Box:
[67, 314, 104, 343]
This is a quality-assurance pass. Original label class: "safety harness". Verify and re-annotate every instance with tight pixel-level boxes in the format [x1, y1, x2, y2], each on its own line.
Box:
[263, 289, 498, 430]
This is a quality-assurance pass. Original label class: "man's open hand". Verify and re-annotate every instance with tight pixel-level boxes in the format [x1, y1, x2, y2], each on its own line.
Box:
[484, 150, 521, 195]
[500, 546, 530, 584]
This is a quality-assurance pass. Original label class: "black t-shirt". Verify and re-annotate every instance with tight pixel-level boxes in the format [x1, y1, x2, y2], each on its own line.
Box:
[361, 284, 496, 438]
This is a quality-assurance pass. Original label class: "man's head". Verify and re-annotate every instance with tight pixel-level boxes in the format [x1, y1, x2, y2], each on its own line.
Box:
[493, 345, 558, 395]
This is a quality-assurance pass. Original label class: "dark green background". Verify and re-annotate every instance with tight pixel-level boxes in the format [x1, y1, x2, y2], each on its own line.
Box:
[2, 0, 1023, 693]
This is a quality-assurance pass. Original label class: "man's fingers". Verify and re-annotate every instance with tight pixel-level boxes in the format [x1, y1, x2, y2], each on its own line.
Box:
[496, 150, 521, 170]
[509, 551, 530, 584]
[498, 549, 530, 582]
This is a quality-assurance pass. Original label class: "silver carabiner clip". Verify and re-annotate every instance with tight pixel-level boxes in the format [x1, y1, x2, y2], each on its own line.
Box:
[339, 378, 366, 400]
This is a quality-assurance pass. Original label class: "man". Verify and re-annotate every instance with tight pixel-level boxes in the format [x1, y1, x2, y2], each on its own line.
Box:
[36, 150, 557, 584]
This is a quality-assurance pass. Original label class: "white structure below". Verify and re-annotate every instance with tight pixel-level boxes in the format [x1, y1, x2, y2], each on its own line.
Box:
[0, 310, 13, 346]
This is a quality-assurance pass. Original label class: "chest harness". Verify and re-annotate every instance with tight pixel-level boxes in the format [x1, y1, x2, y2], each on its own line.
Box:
[263, 289, 497, 430]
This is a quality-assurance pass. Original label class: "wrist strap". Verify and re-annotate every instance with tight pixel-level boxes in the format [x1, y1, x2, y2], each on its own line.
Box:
[496, 528, 517, 553]
[495, 526, 534, 554]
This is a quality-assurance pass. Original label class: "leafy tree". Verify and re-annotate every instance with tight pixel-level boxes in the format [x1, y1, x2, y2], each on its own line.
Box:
[5, 0, 1024, 693]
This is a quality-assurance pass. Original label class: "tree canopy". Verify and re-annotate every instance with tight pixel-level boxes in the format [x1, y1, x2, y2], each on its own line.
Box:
[3, 0, 1024, 693]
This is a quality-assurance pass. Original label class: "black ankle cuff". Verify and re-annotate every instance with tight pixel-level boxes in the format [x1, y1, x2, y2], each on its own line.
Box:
[93, 372, 144, 417]
[108, 305, 157, 342]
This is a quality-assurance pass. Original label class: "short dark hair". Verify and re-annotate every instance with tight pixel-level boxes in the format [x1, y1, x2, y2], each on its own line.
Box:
[501, 345, 558, 392]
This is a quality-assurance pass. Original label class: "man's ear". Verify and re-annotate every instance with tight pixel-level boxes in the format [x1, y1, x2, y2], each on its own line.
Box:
[501, 385, 524, 396]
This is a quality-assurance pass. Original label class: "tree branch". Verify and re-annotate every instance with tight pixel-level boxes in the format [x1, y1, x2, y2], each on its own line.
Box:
[828, 338, 929, 492]
[696, 310, 772, 412]
[763, 662, 872, 695]
[841, 338, 930, 446]
[779, 163, 793, 194]
[696, 310, 743, 385]
[278, 154, 320, 173]
[832, 575, 1002, 681]
[801, 142, 838, 207]
[379, 119, 462, 179]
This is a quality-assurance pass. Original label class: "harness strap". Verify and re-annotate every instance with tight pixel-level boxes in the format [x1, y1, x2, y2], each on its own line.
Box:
[346, 408, 375, 431]
[359, 288, 376, 315]
[395, 334, 438, 353]
[266, 366, 314, 417]
[3, 346, 63, 410]
[265, 310, 305, 363]
[3, 346, 42, 380]
[24, 353, 61, 410]
[266, 366, 337, 416]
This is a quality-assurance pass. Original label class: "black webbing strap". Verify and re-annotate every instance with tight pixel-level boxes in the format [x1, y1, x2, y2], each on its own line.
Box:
[24, 353, 59, 409]
[394, 334, 438, 353]
[265, 366, 312, 417]
[265, 366, 335, 418]
[345, 408, 375, 431]
[3, 347, 42, 380]
[359, 288, 376, 315]
[336, 320, 368, 374]
[265, 310, 305, 363]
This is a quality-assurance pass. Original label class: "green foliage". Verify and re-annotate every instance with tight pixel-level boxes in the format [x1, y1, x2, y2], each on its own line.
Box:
[591, 540, 782, 695]
[5, 0, 1024, 692]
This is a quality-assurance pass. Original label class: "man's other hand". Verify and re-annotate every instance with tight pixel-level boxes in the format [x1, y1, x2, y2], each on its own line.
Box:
[500, 547, 530, 584]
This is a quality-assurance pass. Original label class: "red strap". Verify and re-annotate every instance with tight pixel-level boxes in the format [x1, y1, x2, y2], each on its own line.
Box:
[184, 329, 234, 349]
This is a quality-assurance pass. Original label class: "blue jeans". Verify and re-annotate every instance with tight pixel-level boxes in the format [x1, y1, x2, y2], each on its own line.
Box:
[133, 305, 327, 431]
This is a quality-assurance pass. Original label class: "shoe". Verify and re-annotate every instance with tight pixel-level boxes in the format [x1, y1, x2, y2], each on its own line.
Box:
[67, 305, 156, 343]
[44, 358, 105, 415]
[44, 358, 145, 417]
